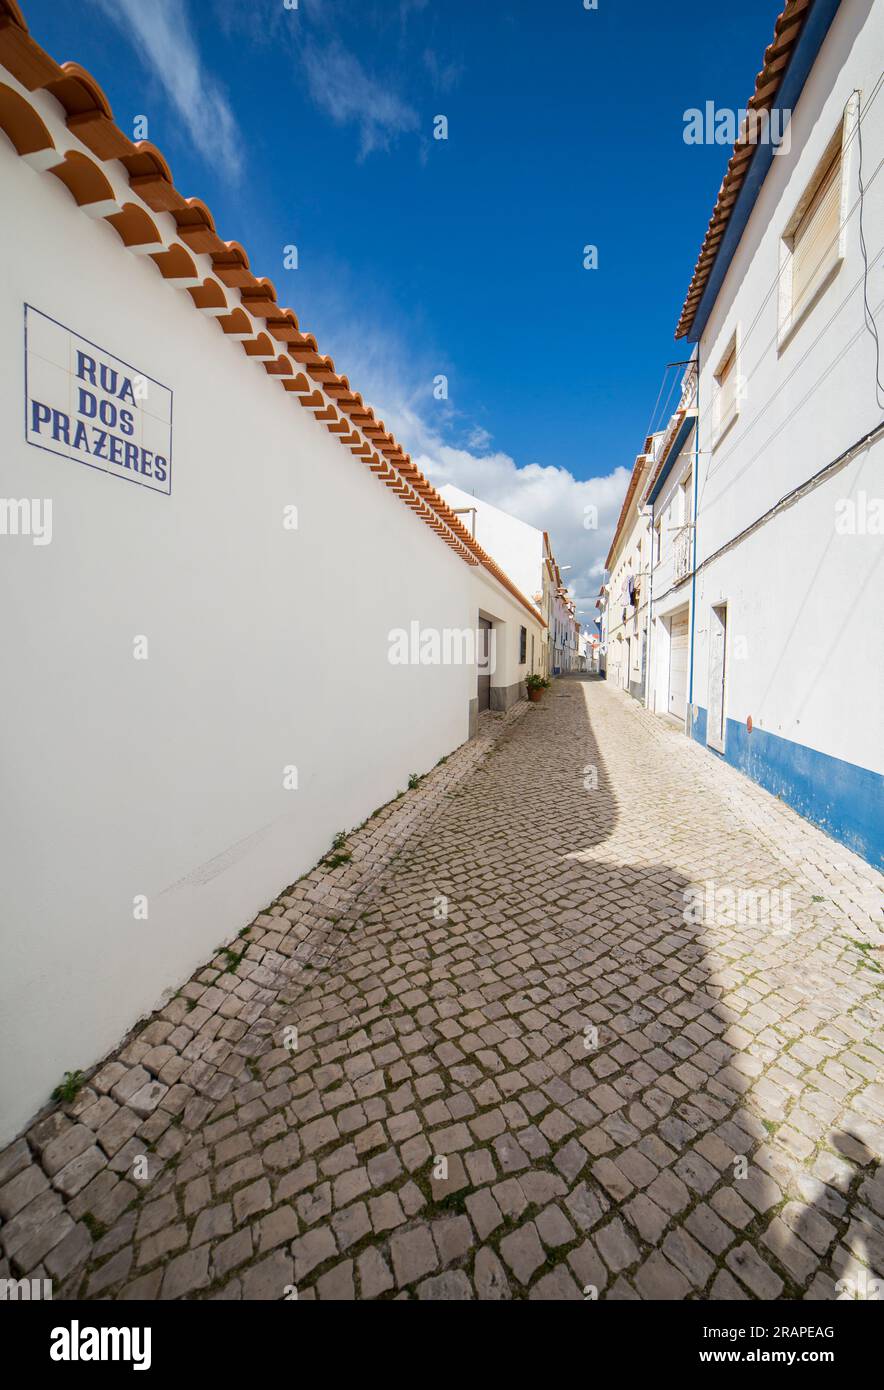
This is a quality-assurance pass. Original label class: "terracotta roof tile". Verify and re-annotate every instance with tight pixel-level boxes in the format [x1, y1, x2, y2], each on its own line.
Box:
[675, 0, 814, 339]
[47, 147, 116, 209]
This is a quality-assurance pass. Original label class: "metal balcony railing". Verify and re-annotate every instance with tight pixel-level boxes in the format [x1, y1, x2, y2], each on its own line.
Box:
[674, 523, 693, 581]
[652, 523, 693, 594]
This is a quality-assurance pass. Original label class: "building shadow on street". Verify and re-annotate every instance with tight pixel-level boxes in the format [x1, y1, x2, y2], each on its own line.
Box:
[287, 672, 883, 1299]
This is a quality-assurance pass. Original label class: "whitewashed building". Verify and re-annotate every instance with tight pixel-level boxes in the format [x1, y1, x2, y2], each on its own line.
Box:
[439, 484, 580, 682]
[644, 372, 699, 726]
[653, 0, 883, 866]
[0, 5, 544, 1141]
[603, 442, 655, 700]
[595, 583, 608, 678]
[439, 482, 546, 691]
[551, 585, 578, 675]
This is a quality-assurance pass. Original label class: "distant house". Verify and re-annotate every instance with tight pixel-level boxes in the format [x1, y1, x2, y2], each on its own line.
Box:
[603, 440, 656, 701]
[643, 374, 698, 727]
[440, 485, 577, 681]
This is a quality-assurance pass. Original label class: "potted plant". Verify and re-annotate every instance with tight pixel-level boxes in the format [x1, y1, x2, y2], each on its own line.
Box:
[526, 674, 549, 703]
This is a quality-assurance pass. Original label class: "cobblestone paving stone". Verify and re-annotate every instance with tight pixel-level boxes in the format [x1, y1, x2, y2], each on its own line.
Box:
[1, 677, 882, 1300]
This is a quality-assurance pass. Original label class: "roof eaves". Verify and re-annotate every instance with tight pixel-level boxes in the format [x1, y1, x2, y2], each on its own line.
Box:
[604, 451, 652, 571]
[675, 0, 839, 341]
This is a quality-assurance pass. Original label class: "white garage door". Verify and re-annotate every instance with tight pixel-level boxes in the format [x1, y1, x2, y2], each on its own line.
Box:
[668, 610, 690, 720]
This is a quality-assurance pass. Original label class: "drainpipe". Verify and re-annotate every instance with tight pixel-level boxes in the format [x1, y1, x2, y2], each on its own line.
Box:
[644, 501, 654, 708]
[449, 506, 477, 539]
[601, 569, 609, 678]
[686, 348, 700, 737]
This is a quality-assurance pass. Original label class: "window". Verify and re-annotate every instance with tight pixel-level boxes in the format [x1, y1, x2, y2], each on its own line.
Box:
[519, 626, 527, 664]
[713, 331, 740, 444]
[680, 469, 693, 526]
[792, 150, 840, 308]
[778, 96, 856, 346]
[707, 603, 728, 754]
[654, 518, 662, 564]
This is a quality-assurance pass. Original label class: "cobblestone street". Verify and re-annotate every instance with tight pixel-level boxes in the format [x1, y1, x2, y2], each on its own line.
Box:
[1, 676, 882, 1301]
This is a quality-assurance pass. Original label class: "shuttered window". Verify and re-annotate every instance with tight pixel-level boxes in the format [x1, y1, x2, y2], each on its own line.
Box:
[714, 337, 738, 439]
[778, 102, 856, 346]
[791, 147, 841, 317]
[680, 469, 693, 525]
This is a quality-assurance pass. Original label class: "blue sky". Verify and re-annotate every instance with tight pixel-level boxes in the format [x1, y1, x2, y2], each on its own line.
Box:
[22, 0, 783, 615]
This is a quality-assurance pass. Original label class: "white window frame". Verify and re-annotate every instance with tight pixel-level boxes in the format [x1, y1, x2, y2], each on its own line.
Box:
[680, 467, 693, 526]
[777, 94, 857, 350]
[706, 601, 729, 755]
[712, 325, 741, 448]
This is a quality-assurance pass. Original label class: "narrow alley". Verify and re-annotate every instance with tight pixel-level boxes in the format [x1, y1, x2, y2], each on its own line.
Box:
[4, 677, 881, 1301]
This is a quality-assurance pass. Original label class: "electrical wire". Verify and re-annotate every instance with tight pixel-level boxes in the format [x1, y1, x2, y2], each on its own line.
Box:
[651, 78, 884, 528]
[652, 366, 682, 438]
[688, 72, 884, 442]
[705, 252, 884, 488]
[639, 76, 884, 583]
[644, 363, 673, 441]
[693, 147, 884, 514]
[857, 86, 884, 409]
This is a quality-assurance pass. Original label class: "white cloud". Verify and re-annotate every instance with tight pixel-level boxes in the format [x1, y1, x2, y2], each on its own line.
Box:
[289, 298, 626, 622]
[301, 38, 419, 159]
[212, 1, 437, 162]
[466, 424, 493, 452]
[91, 0, 242, 179]
[416, 438, 628, 619]
[422, 48, 464, 93]
[352, 380, 624, 617]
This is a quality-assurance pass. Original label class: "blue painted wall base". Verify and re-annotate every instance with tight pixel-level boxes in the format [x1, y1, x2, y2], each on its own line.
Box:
[689, 708, 883, 869]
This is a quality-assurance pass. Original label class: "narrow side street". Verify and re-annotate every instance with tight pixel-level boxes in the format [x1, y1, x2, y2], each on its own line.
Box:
[2, 677, 882, 1300]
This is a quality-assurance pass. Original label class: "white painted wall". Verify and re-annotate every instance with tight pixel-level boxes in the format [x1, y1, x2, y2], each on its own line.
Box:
[440, 484, 544, 606]
[0, 107, 541, 1140]
[690, 456, 883, 761]
[604, 459, 652, 696]
[646, 423, 696, 717]
[692, 0, 884, 776]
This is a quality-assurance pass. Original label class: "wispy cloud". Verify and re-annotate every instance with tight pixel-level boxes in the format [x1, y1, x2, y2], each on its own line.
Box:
[91, 0, 243, 179]
[466, 424, 493, 452]
[212, 0, 441, 162]
[397, 0, 430, 24]
[301, 38, 420, 159]
[422, 48, 464, 94]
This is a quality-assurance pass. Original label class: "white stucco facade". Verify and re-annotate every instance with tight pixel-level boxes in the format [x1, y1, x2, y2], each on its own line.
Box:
[438, 484, 575, 683]
[440, 484, 545, 611]
[644, 390, 698, 726]
[604, 450, 654, 700]
[648, 0, 884, 865]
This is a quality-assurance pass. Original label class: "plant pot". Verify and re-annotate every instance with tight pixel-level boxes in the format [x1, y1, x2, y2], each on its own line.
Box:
[528, 688, 543, 702]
